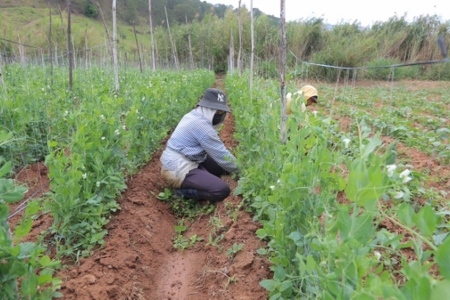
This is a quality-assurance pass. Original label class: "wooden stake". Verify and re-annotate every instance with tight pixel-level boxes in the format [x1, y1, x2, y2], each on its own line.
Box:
[132, 21, 143, 72]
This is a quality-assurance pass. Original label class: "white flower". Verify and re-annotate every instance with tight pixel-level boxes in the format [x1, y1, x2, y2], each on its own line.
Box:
[270, 185, 275, 190]
[343, 138, 350, 148]
[374, 251, 381, 261]
[140, 117, 144, 120]
[96, 181, 100, 187]
[399, 169, 410, 178]
[41, 88, 45, 92]
[136, 109, 139, 114]
[82, 173, 87, 179]
[394, 191, 404, 199]
[100, 114, 105, 120]
[122, 125, 126, 130]
[312, 111, 318, 117]
[386, 164, 397, 177]
[115, 129, 120, 135]
[286, 92, 292, 101]
[141, 97, 145, 101]
[63, 111, 69, 117]
[101, 137, 105, 140]
[402, 176, 412, 184]
[277, 179, 281, 184]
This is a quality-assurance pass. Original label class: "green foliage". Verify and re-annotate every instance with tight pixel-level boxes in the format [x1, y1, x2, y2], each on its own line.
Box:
[226, 73, 450, 299]
[0, 132, 61, 299]
[1, 65, 214, 260]
[84, 2, 98, 18]
[226, 242, 244, 260]
[2, 2, 449, 79]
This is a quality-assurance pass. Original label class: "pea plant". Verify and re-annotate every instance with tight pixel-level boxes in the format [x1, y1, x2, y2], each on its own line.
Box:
[0, 131, 62, 299]
[226, 73, 450, 299]
[2, 65, 215, 260]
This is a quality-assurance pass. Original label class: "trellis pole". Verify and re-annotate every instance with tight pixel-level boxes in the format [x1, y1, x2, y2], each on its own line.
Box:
[112, 0, 119, 95]
[67, 0, 73, 91]
[237, 0, 243, 76]
[148, 0, 156, 70]
[0, 54, 3, 86]
[229, 30, 234, 72]
[48, 2, 54, 86]
[186, 15, 194, 70]
[132, 21, 143, 72]
[97, 2, 113, 61]
[250, 0, 254, 102]
[280, 0, 287, 144]
[165, 6, 179, 71]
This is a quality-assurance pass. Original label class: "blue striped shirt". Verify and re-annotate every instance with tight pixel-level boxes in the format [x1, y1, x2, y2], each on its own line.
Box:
[163, 110, 238, 174]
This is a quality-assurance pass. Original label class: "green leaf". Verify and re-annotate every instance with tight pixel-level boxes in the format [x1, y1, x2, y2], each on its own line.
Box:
[21, 273, 38, 296]
[279, 280, 293, 297]
[273, 265, 286, 282]
[338, 207, 375, 243]
[1, 186, 27, 203]
[25, 200, 40, 215]
[360, 136, 382, 159]
[18, 242, 35, 258]
[413, 205, 437, 237]
[38, 274, 53, 285]
[383, 142, 398, 165]
[0, 161, 12, 177]
[0, 205, 9, 222]
[39, 255, 52, 267]
[435, 237, 450, 280]
[15, 218, 33, 238]
[260, 279, 277, 291]
[430, 280, 450, 299]
[9, 260, 27, 277]
[397, 203, 414, 227]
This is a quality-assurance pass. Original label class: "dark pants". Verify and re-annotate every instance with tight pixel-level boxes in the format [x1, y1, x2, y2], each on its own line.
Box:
[180, 156, 230, 202]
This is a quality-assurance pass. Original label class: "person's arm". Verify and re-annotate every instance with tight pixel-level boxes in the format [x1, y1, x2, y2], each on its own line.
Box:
[200, 130, 239, 173]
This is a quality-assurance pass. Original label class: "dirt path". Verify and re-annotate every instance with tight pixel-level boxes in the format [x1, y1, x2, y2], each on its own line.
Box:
[10, 74, 271, 299]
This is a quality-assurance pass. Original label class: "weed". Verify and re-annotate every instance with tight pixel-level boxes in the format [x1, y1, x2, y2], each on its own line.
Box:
[226, 243, 244, 261]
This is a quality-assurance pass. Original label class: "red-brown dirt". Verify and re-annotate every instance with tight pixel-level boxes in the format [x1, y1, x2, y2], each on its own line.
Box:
[8, 75, 272, 300]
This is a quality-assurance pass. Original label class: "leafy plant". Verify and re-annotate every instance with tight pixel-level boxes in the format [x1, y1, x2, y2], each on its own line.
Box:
[226, 243, 244, 261]
[1, 132, 62, 299]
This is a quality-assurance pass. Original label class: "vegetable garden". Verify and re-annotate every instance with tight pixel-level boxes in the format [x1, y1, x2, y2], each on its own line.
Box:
[2, 1, 450, 299]
[2, 61, 450, 299]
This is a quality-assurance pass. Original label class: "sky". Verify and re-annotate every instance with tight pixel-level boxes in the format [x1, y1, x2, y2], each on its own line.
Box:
[205, 0, 449, 27]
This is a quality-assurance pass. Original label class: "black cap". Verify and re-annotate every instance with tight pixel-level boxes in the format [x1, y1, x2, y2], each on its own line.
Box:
[197, 88, 231, 112]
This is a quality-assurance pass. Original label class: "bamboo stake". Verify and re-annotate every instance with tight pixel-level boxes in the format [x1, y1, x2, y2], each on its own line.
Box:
[97, 1, 113, 60]
[0, 52, 3, 86]
[132, 21, 143, 72]
[185, 15, 194, 70]
[237, 0, 243, 76]
[250, 0, 254, 101]
[164, 6, 179, 71]
[48, 2, 54, 86]
[18, 36, 25, 66]
[148, 0, 156, 70]
[67, 0, 73, 91]
[280, 0, 287, 144]
[84, 26, 88, 69]
[229, 29, 234, 72]
[112, 0, 119, 95]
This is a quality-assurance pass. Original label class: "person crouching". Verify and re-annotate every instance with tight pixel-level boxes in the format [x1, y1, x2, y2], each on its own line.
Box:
[160, 88, 239, 202]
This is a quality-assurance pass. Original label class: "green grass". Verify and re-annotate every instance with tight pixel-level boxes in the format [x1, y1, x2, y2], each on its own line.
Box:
[0, 6, 152, 55]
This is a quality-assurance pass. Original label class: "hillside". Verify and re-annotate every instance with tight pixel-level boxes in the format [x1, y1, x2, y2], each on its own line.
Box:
[0, 0, 271, 67]
[0, 0, 269, 28]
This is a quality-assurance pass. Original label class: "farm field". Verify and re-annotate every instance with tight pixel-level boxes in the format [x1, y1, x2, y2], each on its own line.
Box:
[3, 64, 450, 299]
